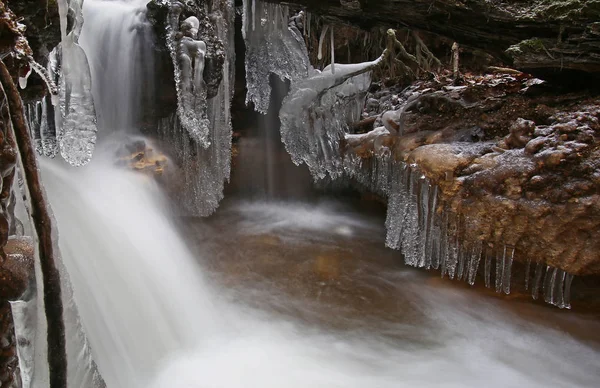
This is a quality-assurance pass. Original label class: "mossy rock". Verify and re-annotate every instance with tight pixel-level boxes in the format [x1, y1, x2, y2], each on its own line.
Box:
[526, 0, 600, 21]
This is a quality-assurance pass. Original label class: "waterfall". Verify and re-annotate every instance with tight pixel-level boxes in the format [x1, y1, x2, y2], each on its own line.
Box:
[34, 155, 600, 388]
[79, 0, 155, 132]
[8, 1, 600, 387]
[41, 156, 219, 388]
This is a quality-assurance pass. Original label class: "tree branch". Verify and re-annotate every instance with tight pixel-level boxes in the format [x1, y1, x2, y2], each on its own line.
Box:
[0, 60, 66, 388]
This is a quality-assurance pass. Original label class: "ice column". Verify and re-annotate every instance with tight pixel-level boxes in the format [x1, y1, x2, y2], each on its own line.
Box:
[55, 0, 98, 166]
[165, 2, 211, 146]
[242, 0, 311, 113]
[157, 0, 235, 216]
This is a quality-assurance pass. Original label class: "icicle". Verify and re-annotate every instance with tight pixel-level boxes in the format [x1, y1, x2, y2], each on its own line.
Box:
[28, 103, 43, 155]
[306, 12, 311, 39]
[439, 209, 449, 278]
[446, 212, 458, 279]
[426, 185, 439, 270]
[318, 25, 330, 61]
[58, 0, 68, 40]
[457, 246, 466, 281]
[554, 270, 566, 308]
[242, 0, 248, 39]
[531, 262, 544, 300]
[415, 178, 429, 268]
[468, 241, 482, 286]
[524, 257, 532, 291]
[41, 94, 58, 158]
[57, 36, 98, 166]
[484, 245, 493, 288]
[27, 58, 59, 105]
[503, 246, 514, 295]
[280, 6, 288, 30]
[563, 273, 574, 309]
[19, 66, 32, 89]
[495, 245, 505, 293]
[252, 0, 256, 31]
[330, 26, 335, 74]
[543, 266, 555, 304]
[244, 0, 311, 113]
[154, 0, 234, 216]
[52, 1, 98, 166]
[164, 5, 210, 144]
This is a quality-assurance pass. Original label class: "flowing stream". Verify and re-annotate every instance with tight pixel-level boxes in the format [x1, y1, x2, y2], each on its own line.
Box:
[32, 0, 600, 387]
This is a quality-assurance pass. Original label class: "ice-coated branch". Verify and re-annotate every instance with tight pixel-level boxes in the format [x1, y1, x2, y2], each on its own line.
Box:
[27, 56, 59, 105]
[315, 48, 389, 100]
[0, 60, 67, 388]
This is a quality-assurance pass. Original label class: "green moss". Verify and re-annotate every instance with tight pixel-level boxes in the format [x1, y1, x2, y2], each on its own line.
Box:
[527, 0, 600, 21]
[506, 38, 547, 57]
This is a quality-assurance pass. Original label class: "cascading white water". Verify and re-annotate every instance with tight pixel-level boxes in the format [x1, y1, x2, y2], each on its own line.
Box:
[41, 155, 220, 388]
[79, 0, 155, 132]
[42, 153, 600, 388]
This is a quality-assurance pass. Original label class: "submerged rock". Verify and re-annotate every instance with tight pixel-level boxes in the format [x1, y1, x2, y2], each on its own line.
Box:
[115, 139, 168, 179]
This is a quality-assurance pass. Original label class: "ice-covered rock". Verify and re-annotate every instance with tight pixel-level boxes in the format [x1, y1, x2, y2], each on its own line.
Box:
[156, 0, 234, 217]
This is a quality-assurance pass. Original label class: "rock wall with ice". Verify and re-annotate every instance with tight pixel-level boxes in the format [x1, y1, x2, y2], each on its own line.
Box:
[164, 1, 211, 145]
[242, 0, 311, 114]
[157, 0, 234, 217]
[240, 4, 587, 307]
[337, 75, 598, 308]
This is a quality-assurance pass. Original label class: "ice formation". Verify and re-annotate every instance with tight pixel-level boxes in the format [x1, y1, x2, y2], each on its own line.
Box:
[18, 1, 97, 165]
[165, 3, 211, 146]
[242, 0, 311, 114]
[241, 3, 576, 308]
[379, 160, 574, 308]
[55, 0, 98, 166]
[158, 0, 235, 216]
[280, 58, 384, 180]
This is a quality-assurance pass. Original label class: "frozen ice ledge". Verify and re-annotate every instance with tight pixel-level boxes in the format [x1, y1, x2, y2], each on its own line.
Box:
[242, 2, 600, 309]
[307, 77, 599, 309]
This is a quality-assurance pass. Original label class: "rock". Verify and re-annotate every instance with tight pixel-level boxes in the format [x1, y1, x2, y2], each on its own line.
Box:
[343, 71, 600, 275]
[267, 0, 600, 82]
[505, 118, 536, 149]
[115, 139, 168, 179]
[3, 0, 61, 103]
[1, 237, 34, 301]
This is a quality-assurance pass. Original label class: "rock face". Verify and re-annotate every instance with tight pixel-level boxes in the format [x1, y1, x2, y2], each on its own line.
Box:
[267, 0, 600, 81]
[345, 71, 600, 276]
[5, 0, 61, 102]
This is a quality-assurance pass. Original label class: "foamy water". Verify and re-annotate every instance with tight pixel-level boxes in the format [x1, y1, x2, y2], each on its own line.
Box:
[41, 152, 600, 388]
